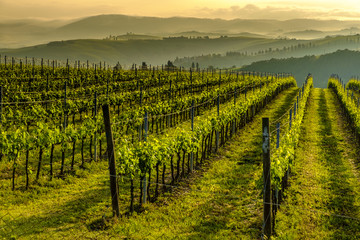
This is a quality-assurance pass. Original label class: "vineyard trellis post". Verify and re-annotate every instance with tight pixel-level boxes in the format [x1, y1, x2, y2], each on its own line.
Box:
[190, 100, 194, 172]
[262, 118, 272, 238]
[276, 123, 280, 149]
[233, 86, 237, 135]
[0, 85, 2, 124]
[142, 112, 149, 204]
[60, 81, 67, 176]
[297, 96, 299, 111]
[216, 70, 221, 151]
[102, 104, 120, 217]
[139, 85, 143, 141]
[94, 91, 97, 162]
[106, 77, 109, 98]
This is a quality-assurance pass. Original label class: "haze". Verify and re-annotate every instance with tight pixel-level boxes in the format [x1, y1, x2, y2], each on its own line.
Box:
[1, 0, 360, 21]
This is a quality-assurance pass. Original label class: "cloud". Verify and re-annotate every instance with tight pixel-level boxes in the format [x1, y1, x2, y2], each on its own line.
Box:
[189, 4, 360, 20]
[0, 1, 121, 20]
[0, 1, 360, 21]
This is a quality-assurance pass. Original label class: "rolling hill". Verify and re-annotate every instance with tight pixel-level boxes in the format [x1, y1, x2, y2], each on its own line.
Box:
[2, 14, 360, 48]
[240, 49, 360, 88]
[0, 36, 307, 68]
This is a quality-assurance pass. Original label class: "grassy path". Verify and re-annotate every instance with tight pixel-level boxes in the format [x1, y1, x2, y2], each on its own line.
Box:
[105, 87, 300, 240]
[0, 87, 299, 239]
[275, 88, 360, 239]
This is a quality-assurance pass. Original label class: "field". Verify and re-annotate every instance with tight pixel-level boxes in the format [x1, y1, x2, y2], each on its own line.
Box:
[1, 59, 360, 239]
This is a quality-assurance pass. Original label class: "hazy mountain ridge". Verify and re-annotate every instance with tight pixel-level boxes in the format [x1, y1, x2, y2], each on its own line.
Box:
[2, 14, 360, 89]
[240, 49, 360, 88]
[174, 34, 360, 68]
[2, 14, 360, 48]
[2, 33, 360, 73]
[0, 36, 308, 68]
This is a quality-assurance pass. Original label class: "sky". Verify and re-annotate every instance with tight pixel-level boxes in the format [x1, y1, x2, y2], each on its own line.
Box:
[1, 0, 360, 21]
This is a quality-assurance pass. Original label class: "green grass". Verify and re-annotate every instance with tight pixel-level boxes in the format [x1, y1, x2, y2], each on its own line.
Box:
[0, 87, 300, 239]
[274, 88, 360, 239]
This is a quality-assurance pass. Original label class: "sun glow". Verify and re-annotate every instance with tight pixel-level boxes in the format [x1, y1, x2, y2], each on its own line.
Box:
[0, 0, 360, 20]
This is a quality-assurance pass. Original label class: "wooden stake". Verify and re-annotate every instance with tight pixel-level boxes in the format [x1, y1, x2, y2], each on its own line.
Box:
[262, 118, 272, 238]
[102, 104, 120, 217]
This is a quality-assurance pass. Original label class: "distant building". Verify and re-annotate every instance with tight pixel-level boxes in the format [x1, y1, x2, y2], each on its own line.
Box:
[113, 62, 122, 70]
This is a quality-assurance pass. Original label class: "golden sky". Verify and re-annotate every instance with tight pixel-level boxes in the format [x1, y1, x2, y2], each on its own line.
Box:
[1, 0, 360, 21]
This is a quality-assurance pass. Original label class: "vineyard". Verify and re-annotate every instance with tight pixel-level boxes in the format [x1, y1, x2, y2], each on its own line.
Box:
[1, 57, 360, 239]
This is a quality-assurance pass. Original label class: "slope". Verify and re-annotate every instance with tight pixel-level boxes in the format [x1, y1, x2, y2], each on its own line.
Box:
[0, 86, 300, 239]
[274, 88, 360, 239]
[0, 37, 305, 67]
[240, 49, 360, 88]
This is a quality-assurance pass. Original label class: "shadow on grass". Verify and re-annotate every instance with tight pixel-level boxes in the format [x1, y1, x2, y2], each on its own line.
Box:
[186, 87, 300, 239]
[317, 89, 360, 239]
[1, 183, 115, 239]
[247, 87, 300, 158]
[270, 87, 300, 124]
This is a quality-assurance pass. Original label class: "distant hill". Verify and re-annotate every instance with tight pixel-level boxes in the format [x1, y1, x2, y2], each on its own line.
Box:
[2, 14, 360, 48]
[175, 34, 360, 69]
[3, 34, 360, 75]
[56, 15, 360, 39]
[105, 33, 162, 41]
[239, 49, 360, 88]
[0, 36, 307, 67]
[0, 19, 74, 48]
[282, 28, 360, 40]
[283, 30, 326, 39]
[165, 31, 268, 39]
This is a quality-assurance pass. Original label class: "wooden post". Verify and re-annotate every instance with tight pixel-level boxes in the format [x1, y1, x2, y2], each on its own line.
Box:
[63, 81, 67, 129]
[217, 69, 221, 150]
[142, 112, 148, 204]
[190, 69, 193, 95]
[262, 118, 272, 239]
[0, 86, 2, 125]
[106, 77, 109, 99]
[139, 86, 143, 141]
[233, 86, 237, 135]
[41, 58, 44, 74]
[276, 123, 280, 149]
[190, 101, 194, 172]
[216, 95, 220, 151]
[94, 92, 97, 162]
[60, 81, 67, 176]
[297, 96, 299, 111]
[102, 104, 120, 217]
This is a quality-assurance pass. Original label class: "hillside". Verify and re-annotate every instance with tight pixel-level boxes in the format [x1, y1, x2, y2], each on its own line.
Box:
[52, 16, 360, 38]
[175, 34, 360, 69]
[2, 14, 360, 48]
[240, 49, 360, 88]
[3, 33, 360, 70]
[0, 37, 307, 67]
